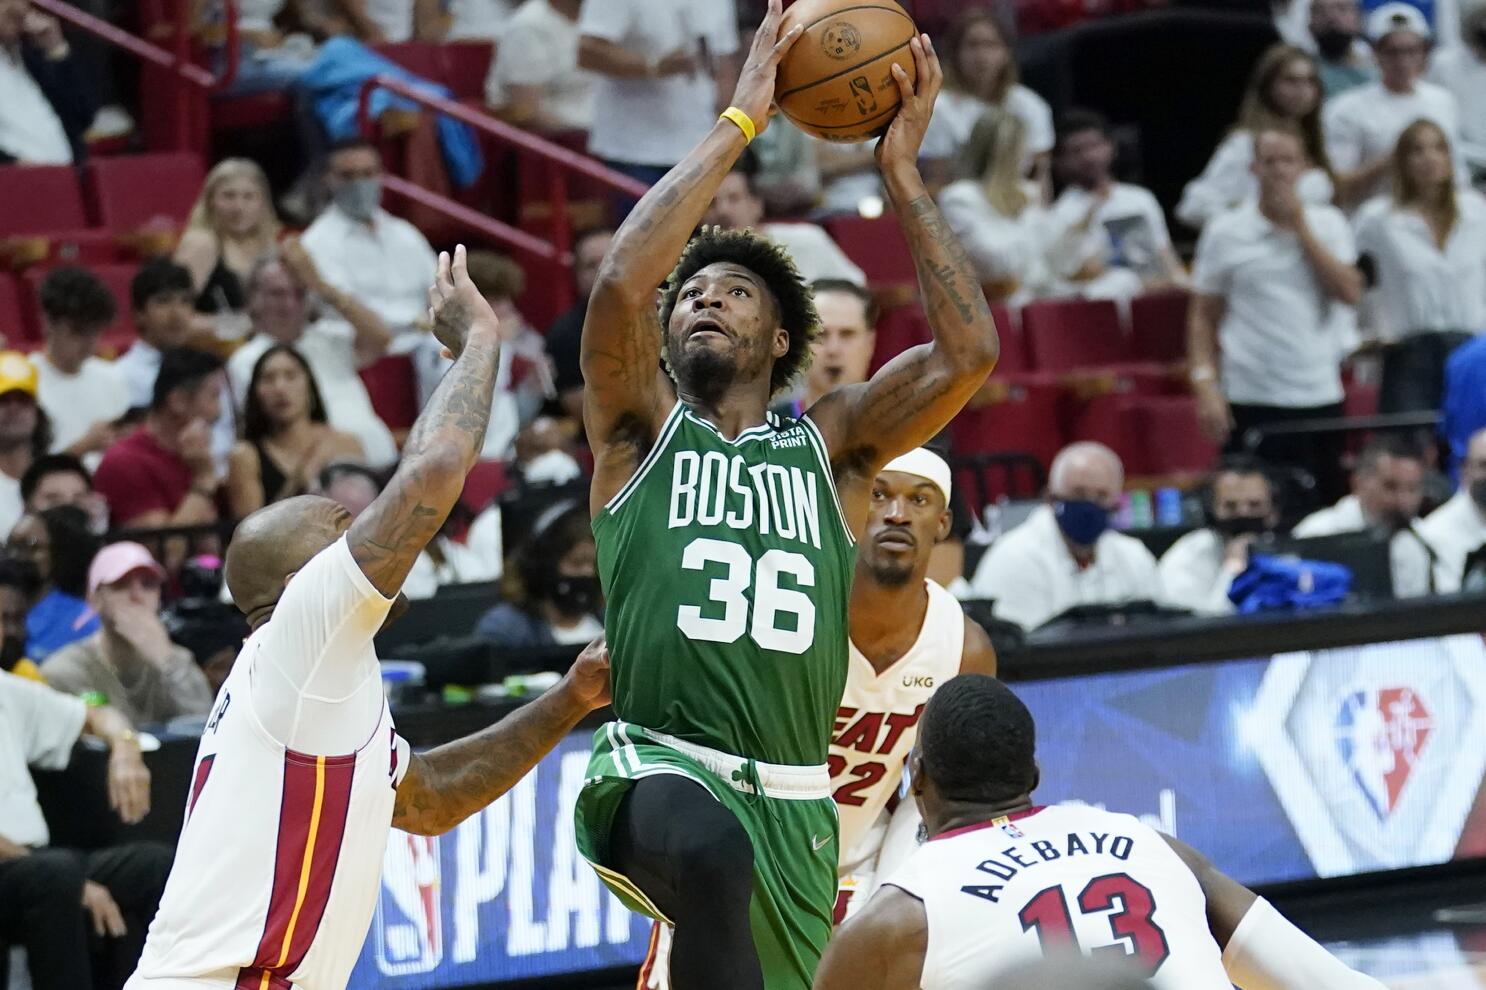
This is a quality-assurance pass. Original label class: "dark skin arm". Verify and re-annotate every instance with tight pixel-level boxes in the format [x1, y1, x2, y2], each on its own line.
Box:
[580, 0, 803, 517]
[812, 885, 928, 990]
[808, 39, 999, 534]
[958, 617, 997, 677]
[349, 246, 502, 597]
[1159, 832, 1258, 948]
[394, 639, 610, 835]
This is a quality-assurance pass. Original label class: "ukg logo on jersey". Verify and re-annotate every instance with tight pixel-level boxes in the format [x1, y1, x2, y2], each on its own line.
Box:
[1333, 686, 1434, 820]
[374, 833, 444, 975]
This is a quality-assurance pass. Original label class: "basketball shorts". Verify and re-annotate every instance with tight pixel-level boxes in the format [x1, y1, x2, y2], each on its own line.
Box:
[574, 721, 838, 990]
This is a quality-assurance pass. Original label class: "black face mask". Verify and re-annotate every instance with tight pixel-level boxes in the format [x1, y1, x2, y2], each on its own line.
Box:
[1315, 27, 1356, 59]
[1471, 478, 1486, 511]
[1213, 515, 1271, 539]
[1474, 25, 1486, 50]
[0, 635, 24, 671]
[551, 575, 601, 618]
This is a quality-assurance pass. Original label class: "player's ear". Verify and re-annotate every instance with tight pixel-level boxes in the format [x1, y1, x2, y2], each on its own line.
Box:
[908, 750, 925, 796]
[773, 326, 789, 359]
[1029, 762, 1041, 795]
[935, 508, 952, 543]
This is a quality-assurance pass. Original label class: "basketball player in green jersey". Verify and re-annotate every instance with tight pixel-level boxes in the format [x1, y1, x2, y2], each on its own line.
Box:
[573, 4, 998, 988]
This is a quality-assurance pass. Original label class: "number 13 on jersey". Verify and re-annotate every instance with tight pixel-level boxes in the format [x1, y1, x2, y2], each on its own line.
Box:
[676, 537, 817, 654]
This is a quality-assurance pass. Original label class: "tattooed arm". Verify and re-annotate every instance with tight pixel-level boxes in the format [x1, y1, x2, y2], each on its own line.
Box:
[394, 639, 611, 834]
[582, 0, 802, 513]
[348, 246, 502, 598]
[810, 38, 999, 526]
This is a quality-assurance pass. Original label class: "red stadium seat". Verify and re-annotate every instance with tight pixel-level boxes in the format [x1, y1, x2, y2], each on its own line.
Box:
[822, 215, 916, 292]
[1069, 393, 1144, 473]
[1129, 290, 1190, 364]
[23, 263, 140, 354]
[440, 41, 496, 101]
[990, 304, 1024, 373]
[0, 273, 36, 344]
[461, 459, 510, 514]
[1020, 298, 1131, 372]
[359, 354, 419, 433]
[0, 165, 90, 235]
[373, 41, 443, 80]
[1344, 379, 1379, 419]
[871, 303, 930, 373]
[1131, 396, 1218, 475]
[949, 377, 1065, 473]
[87, 153, 205, 230]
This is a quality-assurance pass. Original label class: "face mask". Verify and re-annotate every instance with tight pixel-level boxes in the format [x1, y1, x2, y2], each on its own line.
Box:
[333, 178, 381, 221]
[1470, 478, 1486, 511]
[551, 575, 601, 617]
[1053, 499, 1110, 547]
[1314, 27, 1356, 59]
[1213, 515, 1270, 539]
[0, 635, 23, 671]
[1474, 25, 1486, 50]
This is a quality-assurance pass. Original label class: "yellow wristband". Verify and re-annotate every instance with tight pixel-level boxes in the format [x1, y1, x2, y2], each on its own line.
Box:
[720, 106, 756, 144]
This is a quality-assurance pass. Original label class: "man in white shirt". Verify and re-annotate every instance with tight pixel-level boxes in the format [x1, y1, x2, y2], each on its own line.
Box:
[1046, 109, 1187, 301]
[0, 0, 91, 165]
[32, 267, 131, 466]
[706, 161, 867, 286]
[577, 0, 740, 183]
[1418, 426, 1486, 591]
[1160, 455, 1281, 615]
[1429, 3, 1486, 177]
[1189, 127, 1362, 501]
[485, 0, 594, 133]
[0, 352, 42, 537]
[1324, 3, 1465, 206]
[969, 441, 1164, 630]
[0, 669, 169, 990]
[1293, 436, 1441, 596]
[227, 250, 399, 465]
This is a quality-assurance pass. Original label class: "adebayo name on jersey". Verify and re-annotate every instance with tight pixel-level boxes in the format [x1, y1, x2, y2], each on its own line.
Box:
[667, 449, 826, 550]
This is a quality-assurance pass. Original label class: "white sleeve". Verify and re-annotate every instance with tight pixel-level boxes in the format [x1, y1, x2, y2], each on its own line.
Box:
[1312, 208, 1358, 264]
[698, 0, 739, 56]
[1224, 898, 1387, 990]
[1177, 133, 1251, 229]
[0, 671, 87, 771]
[1138, 188, 1174, 250]
[1190, 223, 1233, 297]
[939, 185, 1023, 282]
[1015, 86, 1055, 156]
[971, 540, 1053, 630]
[1323, 99, 1364, 172]
[577, 0, 632, 42]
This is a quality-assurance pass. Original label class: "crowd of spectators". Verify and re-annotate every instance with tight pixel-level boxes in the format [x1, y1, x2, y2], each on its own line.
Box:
[4, 0, 1486, 983]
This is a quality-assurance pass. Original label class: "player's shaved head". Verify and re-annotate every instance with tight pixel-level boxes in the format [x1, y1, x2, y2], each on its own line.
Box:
[226, 495, 352, 625]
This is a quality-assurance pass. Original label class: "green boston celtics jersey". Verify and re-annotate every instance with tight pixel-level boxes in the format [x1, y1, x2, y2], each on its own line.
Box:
[593, 402, 856, 767]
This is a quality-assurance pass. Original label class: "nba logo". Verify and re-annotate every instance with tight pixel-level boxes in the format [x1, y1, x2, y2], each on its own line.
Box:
[374, 833, 444, 975]
[1334, 686, 1434, 821]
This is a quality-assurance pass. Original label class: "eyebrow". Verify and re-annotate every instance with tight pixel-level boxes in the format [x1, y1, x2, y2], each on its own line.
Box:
[685, 268, 765, 291]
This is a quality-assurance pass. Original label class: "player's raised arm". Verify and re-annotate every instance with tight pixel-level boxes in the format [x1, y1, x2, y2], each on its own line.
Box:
[348, 246, 502, 597]
[394, 638, 611, 835]
[810, 37, 999, 478]
[813, 885, 927, 990]
[581, 0, 802, 506]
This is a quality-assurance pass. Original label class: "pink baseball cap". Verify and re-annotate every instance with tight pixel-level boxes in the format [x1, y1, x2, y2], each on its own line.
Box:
[88, 542, 166, 596]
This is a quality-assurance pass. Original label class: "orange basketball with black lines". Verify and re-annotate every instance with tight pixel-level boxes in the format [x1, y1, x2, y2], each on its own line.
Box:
[776, 0, 918, 143]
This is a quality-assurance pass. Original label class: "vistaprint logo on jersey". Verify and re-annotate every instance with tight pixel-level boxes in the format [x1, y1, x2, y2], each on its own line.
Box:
[771, 428, 809, 449]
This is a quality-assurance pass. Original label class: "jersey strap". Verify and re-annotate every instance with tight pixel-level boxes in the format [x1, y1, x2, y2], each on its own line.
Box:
[605, 402, 686, 515]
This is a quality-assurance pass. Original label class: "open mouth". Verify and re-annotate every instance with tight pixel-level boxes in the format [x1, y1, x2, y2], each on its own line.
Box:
[688, 317, 730, 343]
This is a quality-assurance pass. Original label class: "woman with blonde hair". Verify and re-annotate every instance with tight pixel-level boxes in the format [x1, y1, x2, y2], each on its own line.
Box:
[1178, 44, 1336, 228]
[919, 7, 1054, 189]
[1355, 119, 1486, 411]
[173, 157, 282, 318]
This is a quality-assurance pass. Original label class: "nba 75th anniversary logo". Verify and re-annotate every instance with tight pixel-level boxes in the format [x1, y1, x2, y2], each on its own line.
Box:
[1247, 635, 1486, 876]
[821, 21, 862, 59]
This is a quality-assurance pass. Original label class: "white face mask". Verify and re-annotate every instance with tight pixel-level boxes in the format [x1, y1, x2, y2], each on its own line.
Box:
[333, 177, 381, 221]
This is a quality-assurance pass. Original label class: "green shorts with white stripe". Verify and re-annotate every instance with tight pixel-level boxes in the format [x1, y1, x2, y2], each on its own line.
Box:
[574, 721, 839, 990]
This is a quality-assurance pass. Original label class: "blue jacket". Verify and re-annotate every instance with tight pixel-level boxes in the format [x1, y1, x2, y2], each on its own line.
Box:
[1442, 334, 1486, 479]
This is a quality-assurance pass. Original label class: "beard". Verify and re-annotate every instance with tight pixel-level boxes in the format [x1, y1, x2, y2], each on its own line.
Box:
[867, 557, 916, 588]
[673, 337, 743, 402]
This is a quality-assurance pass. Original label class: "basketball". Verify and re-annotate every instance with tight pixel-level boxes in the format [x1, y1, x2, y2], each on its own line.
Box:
[775, 0, 919, 144]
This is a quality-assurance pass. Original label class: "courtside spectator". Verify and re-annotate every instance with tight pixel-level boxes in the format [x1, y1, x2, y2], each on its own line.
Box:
[0, 352, 45, 537]
[0, 553, 42, 679]
[577, 0, 740, 187]
[1419, 426, 1486, 591]
[1294, 436, 1440, 595]
[300, 138, 437, 344]
[939, 109, 1056, 302]
[921, 8, 1053, 188]
[226, 250, 397, 465]
[1160, 456, 1282, 615]
[10, 504, 98, 659]
[0, 669, 171, 990]
[969, 442, 1164, 630]
[42, 542, 213, 724]
[224, 344, 363, 518]
[1178, 45, 1335, 229]
[1189, 128, 1361, 498]
[475, 501, 603, 646]
[174, 158, 283, 325]
[1354, 120, 1486, 412]
[706, 159, 867, 285]
[544, 226, 614, 420]
[485, 0, 594, 133]
[1430, 2, 1486, 177]
[1047, 109, 1187, 300]
[1325, 3, 1464, 206]
[0, 0, 96, 164]
[1310, 0, 1377, 96]
[93, 348, 224, 529]
[34, 268, 130, 463]
[773, 279, 877, 419]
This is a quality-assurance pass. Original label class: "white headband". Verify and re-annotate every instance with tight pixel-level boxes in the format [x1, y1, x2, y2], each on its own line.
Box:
[881, 448, 952, 505]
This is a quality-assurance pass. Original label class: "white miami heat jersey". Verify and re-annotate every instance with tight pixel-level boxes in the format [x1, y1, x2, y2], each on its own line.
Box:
[885, 804, 1230, 990]
[830, 580, 963, 883]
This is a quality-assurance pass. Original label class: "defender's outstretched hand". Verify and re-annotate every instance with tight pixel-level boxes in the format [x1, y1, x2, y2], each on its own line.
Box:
[427, 244, 500, 360]
[729, 0, 805, 135]
[563, 637, 613, 711]
[876, 35, 944, 170]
